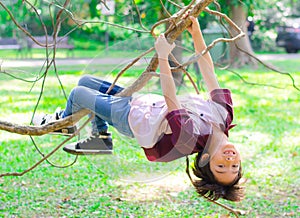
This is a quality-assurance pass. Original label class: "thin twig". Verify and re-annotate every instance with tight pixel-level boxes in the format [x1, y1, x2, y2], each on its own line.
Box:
[30, 135, 79, 169]
[150, 17, 171, 37]
[206, 198, 240, 218]
[106, 47, 155, 94]
[231, 46, 300, 92]
[221, 66, 287, 89]
[1, 0, 56, 48]
[181, 32, 244, 68]
[169, 53, 200, 94]
[50, 2, 150, 34]
[204, 7, 300, 92]
[160, 0, 172, 17]
[167, 0, 183, 9]
[132, 0, 149, 31]
[0, 69, 40, 83]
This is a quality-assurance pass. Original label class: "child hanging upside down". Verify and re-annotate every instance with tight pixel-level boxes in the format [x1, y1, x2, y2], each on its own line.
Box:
[33, 16, 245, 202]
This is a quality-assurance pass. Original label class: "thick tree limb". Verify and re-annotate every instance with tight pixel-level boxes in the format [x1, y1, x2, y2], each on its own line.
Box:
[0, 109, 90, 136]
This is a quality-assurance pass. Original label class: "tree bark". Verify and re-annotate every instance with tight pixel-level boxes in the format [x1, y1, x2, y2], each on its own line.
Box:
[0, 109, 90, 136]
[170, 34, 184, 86]
[229, 4, 256, 68]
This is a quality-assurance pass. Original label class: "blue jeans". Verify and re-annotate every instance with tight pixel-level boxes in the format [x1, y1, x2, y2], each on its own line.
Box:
[62, 75, 134, 137]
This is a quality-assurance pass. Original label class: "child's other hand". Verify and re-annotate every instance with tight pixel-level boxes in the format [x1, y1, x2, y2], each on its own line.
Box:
[187, 16, 201, 36]
[155, 34, 175, 59]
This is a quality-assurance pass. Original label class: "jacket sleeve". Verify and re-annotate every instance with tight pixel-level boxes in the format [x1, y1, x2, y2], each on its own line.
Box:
[210, 89, 235, 135]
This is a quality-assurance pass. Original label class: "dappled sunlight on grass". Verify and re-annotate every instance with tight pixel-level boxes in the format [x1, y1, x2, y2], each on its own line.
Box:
[0, 58, 299, 217]
[115, 172, 190, 202]
[282, 132, 300, 150]
[233, 130, 273, 147]
[0, 131, 25, 142]
[0, 112, 32, 126]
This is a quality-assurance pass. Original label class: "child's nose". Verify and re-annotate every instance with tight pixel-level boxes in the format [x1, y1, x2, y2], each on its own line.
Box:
[226, 156, 235, 161]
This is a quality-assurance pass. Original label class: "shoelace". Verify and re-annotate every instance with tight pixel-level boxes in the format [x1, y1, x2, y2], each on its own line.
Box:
[41, 110, 63, 125]
[79, 135, 98, 143]
[55, 108, 64, 120]
[41, 114, 54, 125]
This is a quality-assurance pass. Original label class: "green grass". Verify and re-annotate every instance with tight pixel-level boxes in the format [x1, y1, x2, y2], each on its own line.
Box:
[0, 58, 299, 217]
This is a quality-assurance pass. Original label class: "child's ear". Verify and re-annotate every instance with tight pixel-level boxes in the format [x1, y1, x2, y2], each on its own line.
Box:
[198, 153, 210, 167]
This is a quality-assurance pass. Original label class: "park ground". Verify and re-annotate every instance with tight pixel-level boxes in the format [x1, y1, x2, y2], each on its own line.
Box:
[0, 52, 299, 217]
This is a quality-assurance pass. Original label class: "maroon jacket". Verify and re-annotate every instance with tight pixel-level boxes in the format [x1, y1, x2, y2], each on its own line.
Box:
[142, 89, 235, 162]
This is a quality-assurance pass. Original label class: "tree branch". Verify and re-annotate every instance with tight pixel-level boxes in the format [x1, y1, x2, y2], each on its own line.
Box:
[0, 109, 90, 136]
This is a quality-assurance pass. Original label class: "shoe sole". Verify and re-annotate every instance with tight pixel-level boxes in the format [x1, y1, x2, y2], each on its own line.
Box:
[50, 126, 78, 136]
[63, 143, 113, 155]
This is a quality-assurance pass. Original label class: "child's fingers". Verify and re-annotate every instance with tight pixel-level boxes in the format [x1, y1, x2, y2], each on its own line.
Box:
[189, 16, 196, 23]
[183, 9, 191, 17]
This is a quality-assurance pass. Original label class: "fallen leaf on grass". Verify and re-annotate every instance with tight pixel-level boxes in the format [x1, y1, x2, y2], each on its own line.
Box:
[116, 208, 123, 213]
[283, 211, 295, 216]
[112, 197, 127, 201]
[62, 196, 71, 202]
[111, 206, 123, 213]
[48, 187, 56, 193]
[56, 203, 65, 209]
[220, 214, 231, 218]
[235, 209, 249, 215]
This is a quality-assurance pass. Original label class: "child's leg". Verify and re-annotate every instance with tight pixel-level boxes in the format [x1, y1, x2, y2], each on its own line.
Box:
[62, 86, 108, 133]
[78, 75, 123, 95]
[62, 86, 133, 137]
[76, 75, 125, 135]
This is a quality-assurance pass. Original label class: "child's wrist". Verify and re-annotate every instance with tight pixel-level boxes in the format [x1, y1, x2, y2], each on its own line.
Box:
[157, 55, 169, 60]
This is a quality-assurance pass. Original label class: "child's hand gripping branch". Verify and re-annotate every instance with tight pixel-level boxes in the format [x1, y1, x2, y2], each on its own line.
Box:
[155, 34, 175, 60]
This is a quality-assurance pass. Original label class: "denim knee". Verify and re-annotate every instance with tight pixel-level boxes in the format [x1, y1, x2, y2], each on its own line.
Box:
[78, 75, 93, 86]
[64, 86, 98, 116]
[72, 86, 96, 109]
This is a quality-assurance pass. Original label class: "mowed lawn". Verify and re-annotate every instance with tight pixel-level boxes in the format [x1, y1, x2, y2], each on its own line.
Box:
[0, 57, 299, 217]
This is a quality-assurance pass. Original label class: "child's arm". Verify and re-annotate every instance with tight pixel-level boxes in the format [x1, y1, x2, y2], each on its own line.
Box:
[155, 34, 181, 112]
[188, 16, 220, 93]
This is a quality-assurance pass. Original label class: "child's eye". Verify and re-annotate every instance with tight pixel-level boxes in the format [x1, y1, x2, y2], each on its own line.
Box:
[218, 165, 224, 168]
[232, 164, 239, 168]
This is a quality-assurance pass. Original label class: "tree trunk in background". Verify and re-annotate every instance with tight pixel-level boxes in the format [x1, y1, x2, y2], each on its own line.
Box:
[89, 0, 98, 18]
[169, 34, 184, 86]
[229, 5, 257, 68]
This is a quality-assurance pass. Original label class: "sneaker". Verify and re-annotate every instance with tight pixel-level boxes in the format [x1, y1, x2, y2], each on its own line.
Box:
[32, 108, 77, 136]
[63, 132, 113, 155]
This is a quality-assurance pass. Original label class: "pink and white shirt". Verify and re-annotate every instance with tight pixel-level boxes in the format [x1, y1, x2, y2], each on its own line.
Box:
[128, 89, 235, 162]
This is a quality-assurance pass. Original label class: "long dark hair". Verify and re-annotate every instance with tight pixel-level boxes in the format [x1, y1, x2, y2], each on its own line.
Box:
[186, 153, 245, 202]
